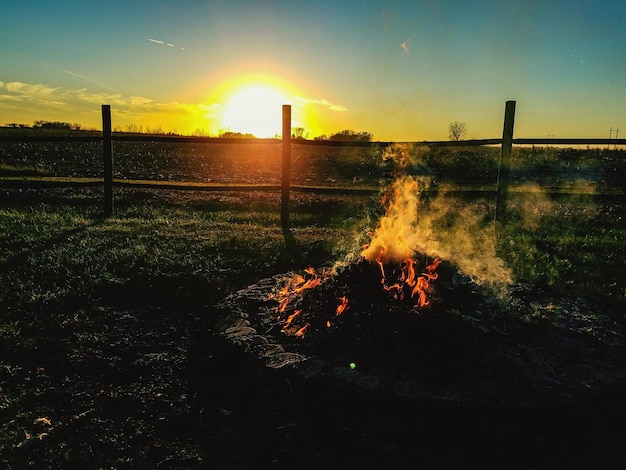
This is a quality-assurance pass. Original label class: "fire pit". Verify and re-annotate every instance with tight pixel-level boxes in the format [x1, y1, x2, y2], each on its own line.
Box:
[214, 165, 624, 407]
[213, 253, 625, 406]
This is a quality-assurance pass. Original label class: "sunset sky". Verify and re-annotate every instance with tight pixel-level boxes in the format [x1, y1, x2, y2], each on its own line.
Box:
[1, 0, 624, 140]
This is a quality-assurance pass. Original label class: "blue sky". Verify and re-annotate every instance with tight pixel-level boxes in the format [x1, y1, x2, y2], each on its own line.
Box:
[1, 0, 624, 139]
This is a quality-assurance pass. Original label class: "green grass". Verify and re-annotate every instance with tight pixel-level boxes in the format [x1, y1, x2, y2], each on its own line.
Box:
[497, 199, 624, 300]
[0, 188, 365, 323]
[1, 187, 622, 322]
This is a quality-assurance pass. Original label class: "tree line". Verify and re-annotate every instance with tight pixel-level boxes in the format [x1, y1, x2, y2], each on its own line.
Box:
[3, 120, 468, 142]
[3, 121, 84, 131]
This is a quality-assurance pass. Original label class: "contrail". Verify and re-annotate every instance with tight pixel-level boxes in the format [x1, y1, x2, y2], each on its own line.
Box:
[54, 66, 114, 91]
[148, 38, 184, 50]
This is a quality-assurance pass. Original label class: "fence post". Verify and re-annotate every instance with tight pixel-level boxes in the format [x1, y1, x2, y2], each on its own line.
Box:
[102, 104, 113, 217]
[495, 100, 516, 226]
[281, 105, 291, 231]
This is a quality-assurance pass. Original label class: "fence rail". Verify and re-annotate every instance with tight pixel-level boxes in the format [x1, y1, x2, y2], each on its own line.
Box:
[1, 101, 625, 227]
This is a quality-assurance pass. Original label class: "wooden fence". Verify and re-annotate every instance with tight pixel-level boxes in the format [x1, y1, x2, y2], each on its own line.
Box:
[1, 101, 624, 230]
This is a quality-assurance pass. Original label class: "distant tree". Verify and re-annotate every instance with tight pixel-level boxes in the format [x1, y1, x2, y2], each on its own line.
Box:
[147, 125, 165, 135]
[33, 120, 75, 131]
[219, 131, 255, 139]
[291, 127, 307, 139]
[448, 121, 467, 141]
[315, 129, 372, 142]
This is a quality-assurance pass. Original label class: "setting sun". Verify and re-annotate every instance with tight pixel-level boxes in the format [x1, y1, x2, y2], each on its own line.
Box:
[219, 84, 290, 137]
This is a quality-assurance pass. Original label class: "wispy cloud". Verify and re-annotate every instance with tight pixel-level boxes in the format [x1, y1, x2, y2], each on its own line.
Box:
[0, 94, 23, 102]
[0, 80, 213, 130]
[5, 82, 60, 96]
[295, 96, 348, 112]
[0, 81, 154, 109]
[75, 89, 127, 106]
[130, 96, 154, 106]
[176, 102, 222, 115]
[1, 82, 65, 106]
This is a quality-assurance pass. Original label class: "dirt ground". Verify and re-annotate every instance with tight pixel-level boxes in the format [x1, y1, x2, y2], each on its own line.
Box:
[4, 262, 625, 469]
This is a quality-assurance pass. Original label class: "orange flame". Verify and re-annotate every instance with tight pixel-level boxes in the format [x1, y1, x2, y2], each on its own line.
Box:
[378, 256, 441, 307]
[272, 267, 329, 338]
[275, 269, 322, 313]
[336, 296, 349, 316]
[283, 309, 301, 328]
[361, 176, 420, 265]
[294, 323, 309, 337]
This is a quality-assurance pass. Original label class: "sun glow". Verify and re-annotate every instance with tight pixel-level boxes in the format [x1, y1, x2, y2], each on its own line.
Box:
[196, 72, 323, 138]
[219, 83, 290, 137]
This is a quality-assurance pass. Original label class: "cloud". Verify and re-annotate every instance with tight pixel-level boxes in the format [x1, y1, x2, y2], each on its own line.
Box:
[177, 102, 221, 112]
[0, 94, 23, 102]
[0, 79, 213, 132]
[1, 82, 65, 106]
[75, 89, 127, 106]
[0, 80, 158, 110]
[130, 96, 154, 106]
[295, 96, 348, 112]
[5, 82, 61, 96]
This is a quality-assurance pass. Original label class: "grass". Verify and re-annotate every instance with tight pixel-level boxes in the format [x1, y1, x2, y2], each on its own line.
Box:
[1, 185, 622, 326]
[0, 188, 365, 322]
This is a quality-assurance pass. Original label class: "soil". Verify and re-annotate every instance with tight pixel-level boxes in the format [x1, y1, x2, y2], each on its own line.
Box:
[208, 259, 626, 469]
[3, 262, 626, 469]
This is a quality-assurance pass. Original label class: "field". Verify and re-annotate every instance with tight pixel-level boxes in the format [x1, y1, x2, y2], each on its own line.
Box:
[1, 139, 625, 468]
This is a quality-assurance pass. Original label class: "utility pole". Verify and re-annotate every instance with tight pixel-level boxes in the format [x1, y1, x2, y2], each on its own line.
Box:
[608, 127, 613, 149]
[615, 127, 621, 150]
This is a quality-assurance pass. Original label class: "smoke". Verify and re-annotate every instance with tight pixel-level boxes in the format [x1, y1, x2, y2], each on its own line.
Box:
[358, 143, 513, 294]
[510, 182, 556, 230]
[416, 191, 513, 291]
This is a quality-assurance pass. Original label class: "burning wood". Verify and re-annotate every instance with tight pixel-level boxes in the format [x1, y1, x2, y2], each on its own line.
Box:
[272, 173, 442, 338]
[335, 296, 349, 316]
[275, 165, 448, 337]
